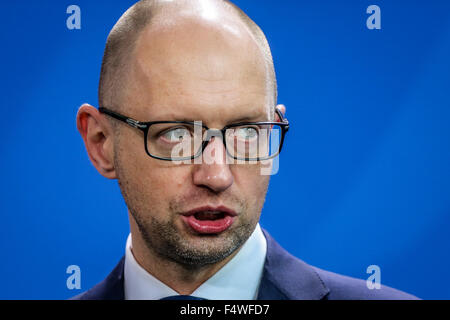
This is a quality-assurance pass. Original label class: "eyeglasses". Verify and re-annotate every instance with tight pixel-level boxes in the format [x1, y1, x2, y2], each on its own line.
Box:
[98, 107, 289, 162]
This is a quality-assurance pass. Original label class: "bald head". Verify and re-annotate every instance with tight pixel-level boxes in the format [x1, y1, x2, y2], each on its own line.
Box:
[98, 0, 277, 117]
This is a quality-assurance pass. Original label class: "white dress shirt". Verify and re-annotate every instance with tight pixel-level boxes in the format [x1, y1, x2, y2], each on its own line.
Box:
[124, 223, 267, 300]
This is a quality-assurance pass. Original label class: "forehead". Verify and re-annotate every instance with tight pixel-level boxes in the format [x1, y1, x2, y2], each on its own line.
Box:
[125, 15, 272, 122]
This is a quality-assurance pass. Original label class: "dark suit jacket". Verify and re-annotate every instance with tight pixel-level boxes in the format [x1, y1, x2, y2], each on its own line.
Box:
[72, 229, 418, 300]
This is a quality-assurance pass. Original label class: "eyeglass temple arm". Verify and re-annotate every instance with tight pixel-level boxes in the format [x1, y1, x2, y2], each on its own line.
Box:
[98, 107, 147, 131]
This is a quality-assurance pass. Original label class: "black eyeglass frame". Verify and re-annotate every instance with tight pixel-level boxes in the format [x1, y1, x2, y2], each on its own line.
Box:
[98, 106, 289, 161]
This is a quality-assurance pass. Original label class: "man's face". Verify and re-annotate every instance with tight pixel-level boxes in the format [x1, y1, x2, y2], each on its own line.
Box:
[114, 17, 273, 267]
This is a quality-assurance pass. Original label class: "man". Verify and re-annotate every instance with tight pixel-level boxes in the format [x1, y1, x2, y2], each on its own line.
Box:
[74, 0, 417, 300]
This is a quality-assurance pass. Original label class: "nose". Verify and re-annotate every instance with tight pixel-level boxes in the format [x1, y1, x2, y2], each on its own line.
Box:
[192, 136, 234, 193]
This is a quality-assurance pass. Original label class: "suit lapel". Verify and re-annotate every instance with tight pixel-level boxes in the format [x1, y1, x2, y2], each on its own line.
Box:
[257, 229, 330, 300]
[72, 256, 125, 300]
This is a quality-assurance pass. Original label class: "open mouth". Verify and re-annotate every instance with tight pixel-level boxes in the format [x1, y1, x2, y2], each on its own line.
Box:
[194, 211, 226, 220]
[181, 206, 237, 234]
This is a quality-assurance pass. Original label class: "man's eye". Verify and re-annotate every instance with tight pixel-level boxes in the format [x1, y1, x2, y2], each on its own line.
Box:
[160, 127, 191, 143]
[235, 127, 259, 140]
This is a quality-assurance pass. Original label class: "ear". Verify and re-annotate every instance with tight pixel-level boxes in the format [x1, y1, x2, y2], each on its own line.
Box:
[76, 104, 117, 179]
[276, 104, 286, 117]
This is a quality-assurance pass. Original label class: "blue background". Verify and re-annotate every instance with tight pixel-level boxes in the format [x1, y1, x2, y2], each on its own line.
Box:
[1, 0, 449, 299]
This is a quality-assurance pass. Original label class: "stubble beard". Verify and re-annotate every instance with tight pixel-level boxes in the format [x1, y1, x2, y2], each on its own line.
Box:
[131, 208, 256, 269]
[114, 153, 260, 270]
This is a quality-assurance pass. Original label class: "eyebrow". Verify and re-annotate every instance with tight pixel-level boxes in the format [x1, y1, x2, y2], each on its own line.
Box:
[150, 114, 269, 124]
[228, 114, 269, 124]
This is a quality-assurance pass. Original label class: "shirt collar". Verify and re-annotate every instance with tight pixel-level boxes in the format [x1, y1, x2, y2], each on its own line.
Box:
[124, 223, 267, 300]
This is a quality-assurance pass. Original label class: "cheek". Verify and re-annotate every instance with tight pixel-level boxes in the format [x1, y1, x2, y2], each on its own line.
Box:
[115, 131, 189, 215]
[146, 167, 188, 201]
[122, 160, 188, 207]
[232, 165, 270, 210]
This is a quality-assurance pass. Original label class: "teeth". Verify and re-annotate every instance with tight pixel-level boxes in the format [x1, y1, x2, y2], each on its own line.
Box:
[194, 211, 225, 220]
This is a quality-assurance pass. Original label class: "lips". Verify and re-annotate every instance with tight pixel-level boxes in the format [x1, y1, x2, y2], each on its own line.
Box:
[180, 206, 237, 234]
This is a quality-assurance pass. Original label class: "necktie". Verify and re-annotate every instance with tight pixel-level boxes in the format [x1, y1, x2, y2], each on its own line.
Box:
[160, 295, 207, 300]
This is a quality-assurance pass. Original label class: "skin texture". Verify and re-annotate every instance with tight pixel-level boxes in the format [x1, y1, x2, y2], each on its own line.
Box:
[77, 0, 286, 295]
